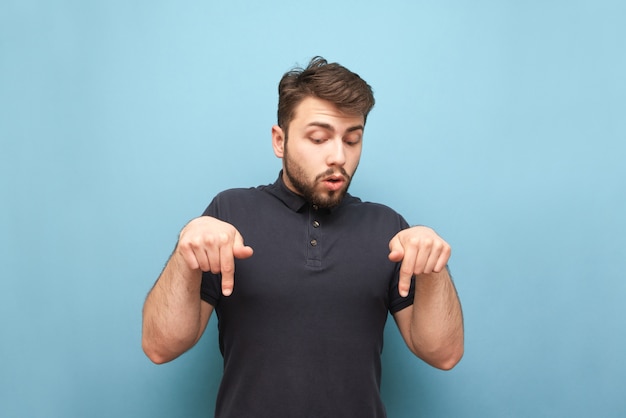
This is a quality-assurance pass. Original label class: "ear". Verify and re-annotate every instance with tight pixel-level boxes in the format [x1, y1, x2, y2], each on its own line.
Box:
[271, 125, 285, 158]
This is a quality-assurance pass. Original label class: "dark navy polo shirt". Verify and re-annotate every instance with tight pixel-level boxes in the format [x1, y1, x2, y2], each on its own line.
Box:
[201, 173, 415, 418]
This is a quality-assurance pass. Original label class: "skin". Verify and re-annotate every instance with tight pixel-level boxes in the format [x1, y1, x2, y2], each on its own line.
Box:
[142, 96, 464, 370]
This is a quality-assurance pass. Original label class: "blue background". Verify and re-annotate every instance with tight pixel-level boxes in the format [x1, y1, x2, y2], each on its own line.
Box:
[1, 1, 625, 417]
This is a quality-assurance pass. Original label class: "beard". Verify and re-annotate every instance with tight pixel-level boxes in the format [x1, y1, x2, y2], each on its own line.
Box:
[283, 149, 355, 209]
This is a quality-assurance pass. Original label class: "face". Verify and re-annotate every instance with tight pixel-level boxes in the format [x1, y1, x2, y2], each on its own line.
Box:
[272, 96, 364, 209]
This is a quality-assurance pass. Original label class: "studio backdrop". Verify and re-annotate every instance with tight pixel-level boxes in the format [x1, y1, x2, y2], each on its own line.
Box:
[1, 1, 625, 417]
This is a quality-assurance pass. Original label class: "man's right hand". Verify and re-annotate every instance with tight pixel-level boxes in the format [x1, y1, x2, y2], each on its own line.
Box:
[176, 216, 253, 296]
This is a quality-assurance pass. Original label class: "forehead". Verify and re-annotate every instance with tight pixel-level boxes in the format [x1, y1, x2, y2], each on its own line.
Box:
[292, 96, 364, 127]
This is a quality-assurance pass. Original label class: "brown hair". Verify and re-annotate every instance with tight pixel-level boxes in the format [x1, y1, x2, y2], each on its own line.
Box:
[277, 56, 375, 133]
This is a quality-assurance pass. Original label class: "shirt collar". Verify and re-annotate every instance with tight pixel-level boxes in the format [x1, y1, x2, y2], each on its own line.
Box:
[265, 171, 308, 212]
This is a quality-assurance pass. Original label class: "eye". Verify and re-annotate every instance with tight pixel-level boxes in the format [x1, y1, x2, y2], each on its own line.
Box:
[344, 136, 362, 146]
[310, 137, 327, 144]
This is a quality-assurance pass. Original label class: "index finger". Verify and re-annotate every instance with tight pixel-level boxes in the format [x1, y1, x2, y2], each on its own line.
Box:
[397, 244, 417, 298]
[219, 243, 236, 297]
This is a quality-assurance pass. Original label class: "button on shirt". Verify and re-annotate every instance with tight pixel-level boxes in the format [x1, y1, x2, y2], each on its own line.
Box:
[201, 173, 413, 418]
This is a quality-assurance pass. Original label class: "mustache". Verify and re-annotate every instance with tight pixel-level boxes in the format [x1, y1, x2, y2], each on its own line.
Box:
[315, 167, 351, 182]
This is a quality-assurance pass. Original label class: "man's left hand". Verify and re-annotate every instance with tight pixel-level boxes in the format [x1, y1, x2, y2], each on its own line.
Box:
[388, 226, 451, 297]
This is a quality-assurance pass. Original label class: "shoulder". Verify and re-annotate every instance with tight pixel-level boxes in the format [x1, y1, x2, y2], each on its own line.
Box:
[202, 185, 270, 217]
[342, 194, 403, 216]
[213, 185, 264, 201]
[338, 195, 410, 230]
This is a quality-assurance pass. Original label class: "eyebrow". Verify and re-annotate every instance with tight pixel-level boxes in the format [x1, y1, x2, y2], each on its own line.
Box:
[306, 122, 364, 133]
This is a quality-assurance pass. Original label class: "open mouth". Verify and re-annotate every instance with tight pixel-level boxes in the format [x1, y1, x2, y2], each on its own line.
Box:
[322, 175, 345, 191]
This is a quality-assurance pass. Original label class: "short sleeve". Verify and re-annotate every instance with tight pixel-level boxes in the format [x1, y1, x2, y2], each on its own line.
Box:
[387, 215, 416, 314]
[388, 266, 415, 314]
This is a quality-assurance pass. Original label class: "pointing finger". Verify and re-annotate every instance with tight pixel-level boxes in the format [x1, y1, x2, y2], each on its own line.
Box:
[398, 247, 417, 298]
[220, 242, 236, 297]
[221, 231, 254, 297]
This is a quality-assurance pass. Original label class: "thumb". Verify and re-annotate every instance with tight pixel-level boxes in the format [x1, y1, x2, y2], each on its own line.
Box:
[233, 232, 254, 259]
[388, 236, 404, 262]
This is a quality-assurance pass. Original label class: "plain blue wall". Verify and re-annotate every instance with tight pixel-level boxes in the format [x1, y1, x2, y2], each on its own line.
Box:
[2, 1, 625, 417]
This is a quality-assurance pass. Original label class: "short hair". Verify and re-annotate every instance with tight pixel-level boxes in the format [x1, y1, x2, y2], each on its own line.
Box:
[277, 56, 375, 132]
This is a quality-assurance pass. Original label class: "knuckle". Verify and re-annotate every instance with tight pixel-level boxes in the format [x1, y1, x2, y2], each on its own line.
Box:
[407, 236, 421, 247]
[221, 273, 234, 284]
[217, 232, 230, 246]
[201, 234, 215, 246]
[405, 237, 421, 248]
[220, 263, 235, 274]
[179, 237, 199, 253]
[191, 237, 208, 251]
[400, 265, 415, 277]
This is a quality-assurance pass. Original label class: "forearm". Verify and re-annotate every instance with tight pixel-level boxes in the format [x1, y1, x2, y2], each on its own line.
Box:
[142, 252, 205, 363]
[410, 268, 464, 370]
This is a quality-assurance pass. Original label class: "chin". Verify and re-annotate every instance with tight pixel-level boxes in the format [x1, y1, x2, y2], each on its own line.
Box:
[313, 190, 347, 209]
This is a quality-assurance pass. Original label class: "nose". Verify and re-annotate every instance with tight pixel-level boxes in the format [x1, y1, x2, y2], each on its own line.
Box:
[326, 138, 346, 167]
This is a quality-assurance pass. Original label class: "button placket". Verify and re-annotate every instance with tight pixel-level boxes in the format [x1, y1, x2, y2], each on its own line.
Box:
[306, 205, 322, 267]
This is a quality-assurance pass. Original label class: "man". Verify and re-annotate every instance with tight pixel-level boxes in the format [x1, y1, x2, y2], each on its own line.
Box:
[142, 57, 464, 417]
